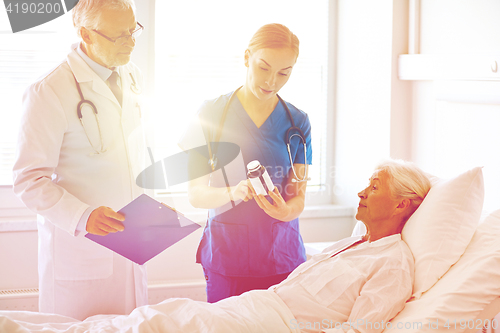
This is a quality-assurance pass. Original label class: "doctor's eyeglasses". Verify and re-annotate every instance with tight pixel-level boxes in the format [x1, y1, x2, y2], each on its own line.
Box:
[92, 22, 144, 46]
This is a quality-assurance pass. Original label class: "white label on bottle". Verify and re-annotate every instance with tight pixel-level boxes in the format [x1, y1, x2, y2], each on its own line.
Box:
[262, 171, 274, 193]
[249, 177, 267, 196]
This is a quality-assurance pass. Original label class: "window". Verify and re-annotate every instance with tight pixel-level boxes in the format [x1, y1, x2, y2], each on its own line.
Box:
[0, 8, 78, 185]
[152, 0, 331, 198]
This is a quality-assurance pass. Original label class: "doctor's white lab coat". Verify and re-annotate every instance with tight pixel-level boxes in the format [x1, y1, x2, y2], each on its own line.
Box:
[13, 46, 149, 320]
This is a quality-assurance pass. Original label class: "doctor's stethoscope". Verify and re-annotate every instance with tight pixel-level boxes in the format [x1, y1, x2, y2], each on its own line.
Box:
[208, 86, 309, 183]
[72, 72, 142, 154]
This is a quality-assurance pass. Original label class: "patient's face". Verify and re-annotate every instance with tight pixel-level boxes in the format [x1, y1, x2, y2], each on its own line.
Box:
[356, 170, 400, 226]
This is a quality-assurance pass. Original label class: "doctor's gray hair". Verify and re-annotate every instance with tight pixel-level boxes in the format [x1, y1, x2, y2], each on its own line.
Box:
[375, 159, 432, 221]
[73, 0, 136, 36]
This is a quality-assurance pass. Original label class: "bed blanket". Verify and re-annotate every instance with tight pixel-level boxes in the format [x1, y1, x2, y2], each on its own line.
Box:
[0, 290, 300, 333]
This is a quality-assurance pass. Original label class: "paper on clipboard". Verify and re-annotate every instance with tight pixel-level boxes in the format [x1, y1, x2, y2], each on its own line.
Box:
[85, 194, 201, 265]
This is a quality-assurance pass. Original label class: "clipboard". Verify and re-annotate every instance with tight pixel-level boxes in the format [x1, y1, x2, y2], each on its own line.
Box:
[85, 194, 201, 265]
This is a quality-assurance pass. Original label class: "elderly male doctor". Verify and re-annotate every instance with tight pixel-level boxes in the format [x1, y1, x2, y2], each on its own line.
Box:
[13, 0, 148, 320]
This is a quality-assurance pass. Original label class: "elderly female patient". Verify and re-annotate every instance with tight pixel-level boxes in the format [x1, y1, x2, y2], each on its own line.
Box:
[0, 159, 431, 333]
[274, 159, 431, 333]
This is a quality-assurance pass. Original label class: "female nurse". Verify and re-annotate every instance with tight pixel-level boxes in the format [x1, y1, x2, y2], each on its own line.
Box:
[179, 23, 312, 303]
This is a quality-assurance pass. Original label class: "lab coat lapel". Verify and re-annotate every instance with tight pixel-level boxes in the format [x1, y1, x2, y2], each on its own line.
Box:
[67, 50, 122, 109]
[120, 67, 132, 111]
[118, 66, 137, 132]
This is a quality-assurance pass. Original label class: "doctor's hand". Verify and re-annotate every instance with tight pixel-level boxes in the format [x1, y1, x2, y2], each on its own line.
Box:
[229, 179, 254, 202]
[86, 206, 125, 236]
[253, 187, 292, 221]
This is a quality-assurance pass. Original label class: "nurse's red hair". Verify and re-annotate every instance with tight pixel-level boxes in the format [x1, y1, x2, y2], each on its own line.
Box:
[247, 23, 300, 60]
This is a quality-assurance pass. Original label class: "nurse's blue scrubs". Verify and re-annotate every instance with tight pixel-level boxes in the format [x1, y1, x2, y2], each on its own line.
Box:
[180, 91, 312, 303]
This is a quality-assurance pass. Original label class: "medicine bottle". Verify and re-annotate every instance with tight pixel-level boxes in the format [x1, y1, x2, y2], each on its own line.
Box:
[247, 160, 274, 196]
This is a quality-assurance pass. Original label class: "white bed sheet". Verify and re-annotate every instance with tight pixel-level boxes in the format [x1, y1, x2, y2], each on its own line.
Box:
[0, 289, 300, 333]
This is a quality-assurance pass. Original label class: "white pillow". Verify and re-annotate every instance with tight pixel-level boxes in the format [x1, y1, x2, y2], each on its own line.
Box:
[385, 209, 500, 332]
[402, 166, 484, 298]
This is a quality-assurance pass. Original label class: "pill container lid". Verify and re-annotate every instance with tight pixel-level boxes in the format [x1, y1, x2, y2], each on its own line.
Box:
[247, 160, 261, 172]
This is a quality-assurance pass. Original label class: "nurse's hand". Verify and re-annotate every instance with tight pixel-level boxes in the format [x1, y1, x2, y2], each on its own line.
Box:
[230, 179, 254, 202]
[86, 206, 125, 236]
[253, 187, 292, 221]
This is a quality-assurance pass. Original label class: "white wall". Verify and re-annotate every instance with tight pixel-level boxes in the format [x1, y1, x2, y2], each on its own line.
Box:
[410, 0, 500, 213]
[333, 0, 500, 214]
[333, 0, 412, 207]
[419, 0, 500, 55]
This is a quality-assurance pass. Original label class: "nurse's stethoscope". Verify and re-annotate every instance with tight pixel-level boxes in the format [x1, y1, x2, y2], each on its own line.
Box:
[208, 86, 309, 183]
[72, 72, 142, 154]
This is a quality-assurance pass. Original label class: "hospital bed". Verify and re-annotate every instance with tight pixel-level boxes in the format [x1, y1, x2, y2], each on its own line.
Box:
[0, 166, 499, 333]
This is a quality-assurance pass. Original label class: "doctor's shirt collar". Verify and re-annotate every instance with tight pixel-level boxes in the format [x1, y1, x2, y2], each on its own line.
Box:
[75, 42, 119, 81]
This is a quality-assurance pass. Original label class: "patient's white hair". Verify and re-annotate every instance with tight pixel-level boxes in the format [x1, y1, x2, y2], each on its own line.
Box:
[375, 159, 431, 222]
[73, 0, 136, 37]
